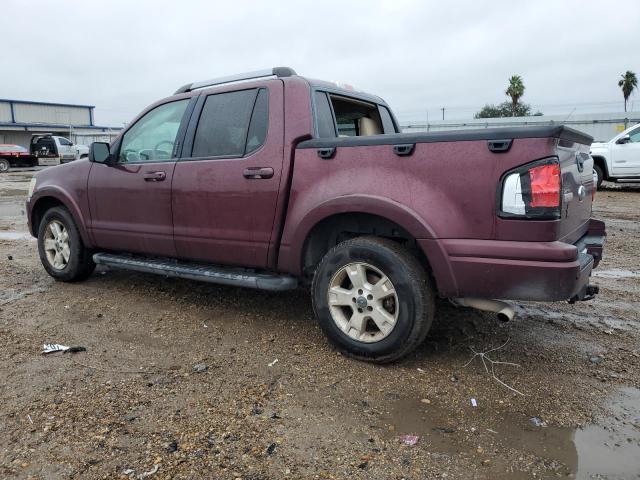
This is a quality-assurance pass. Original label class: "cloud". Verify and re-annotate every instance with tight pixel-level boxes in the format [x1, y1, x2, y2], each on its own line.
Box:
[2, 0, 638, 125]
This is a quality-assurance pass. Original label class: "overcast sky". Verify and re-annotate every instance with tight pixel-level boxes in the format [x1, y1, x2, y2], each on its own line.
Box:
[3, 0, 639, 126]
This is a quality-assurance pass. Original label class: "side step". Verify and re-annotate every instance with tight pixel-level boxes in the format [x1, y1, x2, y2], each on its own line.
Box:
[92, 253, 298, 291]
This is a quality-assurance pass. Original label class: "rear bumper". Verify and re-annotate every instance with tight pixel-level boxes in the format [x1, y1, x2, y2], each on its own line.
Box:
[420, 219, 606, 302]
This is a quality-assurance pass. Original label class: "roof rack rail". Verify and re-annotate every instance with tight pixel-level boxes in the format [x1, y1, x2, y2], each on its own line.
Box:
[174, 67, 297, 95]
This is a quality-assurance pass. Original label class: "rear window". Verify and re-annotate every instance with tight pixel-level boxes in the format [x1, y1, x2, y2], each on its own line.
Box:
[314, 92, 389, 138]
[330, 95, 384, 137]
[192, 89, 260, 158]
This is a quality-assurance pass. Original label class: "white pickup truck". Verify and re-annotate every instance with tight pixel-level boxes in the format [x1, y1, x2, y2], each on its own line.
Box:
[30, 134, 87, 166]
[590, 123, 640, 187]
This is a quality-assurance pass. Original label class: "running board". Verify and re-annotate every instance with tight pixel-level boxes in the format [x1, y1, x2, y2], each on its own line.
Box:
[92, 253, 298, 291]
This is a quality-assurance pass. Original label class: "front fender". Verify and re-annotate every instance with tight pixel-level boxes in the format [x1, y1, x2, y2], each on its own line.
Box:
[28, 186, 93, 247]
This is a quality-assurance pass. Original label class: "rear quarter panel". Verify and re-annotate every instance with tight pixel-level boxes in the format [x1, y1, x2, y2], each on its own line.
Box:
[279, 136, 559, 275]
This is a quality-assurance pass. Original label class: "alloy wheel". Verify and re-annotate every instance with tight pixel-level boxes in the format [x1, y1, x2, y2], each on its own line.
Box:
[43, 220, 70, 270]
[327, 262, 399, 343]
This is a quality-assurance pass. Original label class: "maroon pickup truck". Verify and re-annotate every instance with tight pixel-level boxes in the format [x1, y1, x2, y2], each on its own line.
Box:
[26, 67, 605, 362]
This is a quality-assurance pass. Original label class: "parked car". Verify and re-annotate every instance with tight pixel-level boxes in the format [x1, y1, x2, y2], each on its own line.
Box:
[25, 67, 606, 362]
[0, 144, 38, 172]
[75, 144, 89, 159]
[590, 123, 640, 187]
[30, 134, 78, 166]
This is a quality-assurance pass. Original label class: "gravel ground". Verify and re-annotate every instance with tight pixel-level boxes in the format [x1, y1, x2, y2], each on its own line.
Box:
[0, 169, 639, 479]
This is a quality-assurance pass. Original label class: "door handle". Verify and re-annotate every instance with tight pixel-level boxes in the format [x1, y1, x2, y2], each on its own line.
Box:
[317, 147, 336, 159]
[393, 144, 415, 156]
[243, 167, 274, 179]
[143, 171, 166, 181]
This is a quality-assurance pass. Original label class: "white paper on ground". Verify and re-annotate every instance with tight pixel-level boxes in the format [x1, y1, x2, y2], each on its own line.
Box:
[42, 343, 70, 354]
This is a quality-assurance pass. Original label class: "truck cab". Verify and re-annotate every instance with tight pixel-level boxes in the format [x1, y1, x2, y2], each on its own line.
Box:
[590, 123, 640, 187]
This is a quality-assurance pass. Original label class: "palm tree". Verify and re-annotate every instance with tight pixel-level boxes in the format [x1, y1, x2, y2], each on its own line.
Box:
[505, 75, 525, 117]
[618, 71, 638, 112]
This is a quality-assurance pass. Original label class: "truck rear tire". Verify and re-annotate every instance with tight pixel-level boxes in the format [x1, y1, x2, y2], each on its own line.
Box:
[0, 159, 9, 173]
[311, 236, 435, 363]
[594, 164, 604, 189]
[37, 206, 95, 282]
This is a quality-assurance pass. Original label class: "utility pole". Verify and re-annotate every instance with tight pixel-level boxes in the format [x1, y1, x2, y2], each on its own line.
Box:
[441, 107, 445, 121]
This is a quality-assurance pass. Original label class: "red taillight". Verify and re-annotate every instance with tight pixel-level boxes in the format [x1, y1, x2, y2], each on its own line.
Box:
[528, 163, 561, 208]
[500, 157, 562, 220]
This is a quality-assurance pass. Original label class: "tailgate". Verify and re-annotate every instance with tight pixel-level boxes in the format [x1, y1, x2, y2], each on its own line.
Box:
[556, 140, 594, 243]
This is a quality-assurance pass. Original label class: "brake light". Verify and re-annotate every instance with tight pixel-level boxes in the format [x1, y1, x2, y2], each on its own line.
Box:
[500, 158, 562, 220]
[528, 164, 561, 208]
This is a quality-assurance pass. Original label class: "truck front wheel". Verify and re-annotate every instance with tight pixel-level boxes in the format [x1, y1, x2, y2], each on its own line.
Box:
[312, 236, 435, 363]
[37, 206, 95, 282]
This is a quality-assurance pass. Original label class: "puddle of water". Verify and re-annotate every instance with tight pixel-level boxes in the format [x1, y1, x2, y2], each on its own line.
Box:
[593, 269, 640, 279]
[574, 387, 640, 479]
[0, 231, 33, 241]
[381, 388, 640, 479]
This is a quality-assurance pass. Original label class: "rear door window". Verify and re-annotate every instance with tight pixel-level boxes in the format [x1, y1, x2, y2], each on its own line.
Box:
[191, 89, 258, 158]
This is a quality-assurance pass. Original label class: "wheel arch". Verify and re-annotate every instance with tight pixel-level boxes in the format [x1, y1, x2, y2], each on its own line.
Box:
[591, 155, 609, 179]
[279, 195, 451, 294]
[29, 189, 92, 246]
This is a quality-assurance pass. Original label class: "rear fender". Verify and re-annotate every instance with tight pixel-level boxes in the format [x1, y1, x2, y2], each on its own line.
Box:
[277, 195, 455, 293]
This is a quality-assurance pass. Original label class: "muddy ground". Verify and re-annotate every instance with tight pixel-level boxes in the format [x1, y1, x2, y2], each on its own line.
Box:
[0, 169, 639, 479]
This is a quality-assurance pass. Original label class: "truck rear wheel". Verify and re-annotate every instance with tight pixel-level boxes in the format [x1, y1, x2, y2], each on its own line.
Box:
[37, 206, 95, 282]
[311, 236, 435, 363]
[593, 164, 604, 189]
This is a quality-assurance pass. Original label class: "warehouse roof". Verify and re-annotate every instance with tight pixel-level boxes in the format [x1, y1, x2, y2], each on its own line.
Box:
[0, 98, 95, 109]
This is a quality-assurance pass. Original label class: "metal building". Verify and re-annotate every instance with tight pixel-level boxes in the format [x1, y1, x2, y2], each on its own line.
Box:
[0, 98, 121, 148]
[401, 112, 640, 143]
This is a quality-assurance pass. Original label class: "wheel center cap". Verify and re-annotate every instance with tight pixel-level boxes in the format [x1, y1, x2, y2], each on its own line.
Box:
[356, 296, 368, 308]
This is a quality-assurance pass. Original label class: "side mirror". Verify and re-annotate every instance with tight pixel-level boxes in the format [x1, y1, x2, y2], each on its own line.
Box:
[616, 134, 631, 144]
[89, 142, 112, 163]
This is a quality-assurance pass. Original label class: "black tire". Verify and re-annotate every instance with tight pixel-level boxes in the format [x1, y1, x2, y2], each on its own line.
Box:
[37, 206, 95, 282]
[311, 236, 435, 363]
[593, 164, 604, 189]
[0, 158, 10, 173]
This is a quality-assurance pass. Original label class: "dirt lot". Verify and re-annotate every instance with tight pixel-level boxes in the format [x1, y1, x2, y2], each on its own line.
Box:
[0, 169, 639, 479]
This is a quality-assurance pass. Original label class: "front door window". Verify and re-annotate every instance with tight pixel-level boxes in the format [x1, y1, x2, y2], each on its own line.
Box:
[118, 100, 189, 163]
